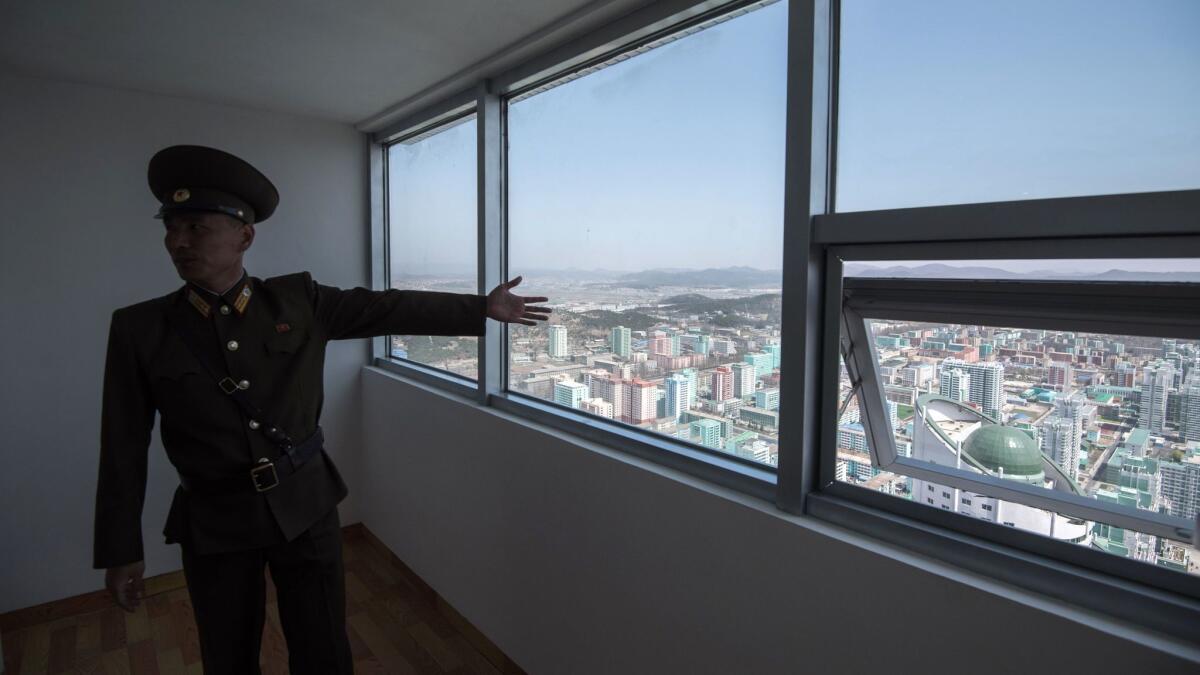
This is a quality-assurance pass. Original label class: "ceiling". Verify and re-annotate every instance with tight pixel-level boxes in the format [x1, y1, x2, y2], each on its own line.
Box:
[0, 0, 651, 127]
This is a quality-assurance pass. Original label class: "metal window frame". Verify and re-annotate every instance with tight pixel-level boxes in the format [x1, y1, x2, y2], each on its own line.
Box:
[489, 0, 797, 487]
[820, 229, 1200, 596]
[363, 0, 1200, 648]
[375, 103, 481, 394]
[370, 0, 798, 480]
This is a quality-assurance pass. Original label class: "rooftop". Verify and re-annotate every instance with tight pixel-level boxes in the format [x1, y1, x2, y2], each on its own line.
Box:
[962, 425, 1045, 479]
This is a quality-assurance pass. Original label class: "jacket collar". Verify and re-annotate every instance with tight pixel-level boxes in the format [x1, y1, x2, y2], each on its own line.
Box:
[184, 271, 252, 318]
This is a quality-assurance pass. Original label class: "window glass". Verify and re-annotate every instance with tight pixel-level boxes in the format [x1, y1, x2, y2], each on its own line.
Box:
[386, 115, 479, 379]
[506, 1, 786, 466]
[837, 259, 1200, 575]
[837, 0, 1200, 212]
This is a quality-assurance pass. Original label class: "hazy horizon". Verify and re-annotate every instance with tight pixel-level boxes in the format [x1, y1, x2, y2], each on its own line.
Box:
[391, 259, 1200, 277]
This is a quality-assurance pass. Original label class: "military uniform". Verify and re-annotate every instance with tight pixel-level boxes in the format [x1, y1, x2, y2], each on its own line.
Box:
[93, 145, 488, 674]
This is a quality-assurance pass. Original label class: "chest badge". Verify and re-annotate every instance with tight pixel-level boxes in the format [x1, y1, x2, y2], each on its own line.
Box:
[275, 323, 291, 333]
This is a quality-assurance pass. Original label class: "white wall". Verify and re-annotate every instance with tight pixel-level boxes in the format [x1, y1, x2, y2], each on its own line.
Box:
[0, 72, 369, 614]
[361, 368, 1198, 674]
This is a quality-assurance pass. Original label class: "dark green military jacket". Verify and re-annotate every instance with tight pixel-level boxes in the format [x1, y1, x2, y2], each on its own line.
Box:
[93, 271, 487, 569]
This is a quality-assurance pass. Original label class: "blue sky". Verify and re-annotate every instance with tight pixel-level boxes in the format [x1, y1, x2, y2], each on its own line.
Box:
[838, 0, 1200, 212]
[388, 0, 1199, 277]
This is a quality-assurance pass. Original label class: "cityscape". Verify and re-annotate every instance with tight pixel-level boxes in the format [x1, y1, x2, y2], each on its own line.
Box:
[390, 266, 783, 467]
[390, 265, 1200, 576]
[841, 318, 1200, 576]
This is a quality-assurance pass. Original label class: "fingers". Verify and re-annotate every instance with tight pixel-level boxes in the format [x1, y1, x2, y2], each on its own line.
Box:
[517, 319, 537, 326]
[521, 296, 549, 303]
[523, 303, 551, 311]
[506, 275, 523, 288]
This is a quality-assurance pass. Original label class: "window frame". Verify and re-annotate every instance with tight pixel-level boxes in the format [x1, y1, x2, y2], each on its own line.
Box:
[492, 0, 790, 485]
[839, 268, 1199, 540]
[363, 0, 1200, 647]
[377, 101, 481, 393]
[371, 0, 791, 496]
[818, 230, 1200, 630]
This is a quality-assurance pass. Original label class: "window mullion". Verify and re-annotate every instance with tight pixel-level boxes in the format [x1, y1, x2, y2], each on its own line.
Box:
[477, 80, 505, 405]
[370, 139, 388, 362]
[775, 0, 833, 513]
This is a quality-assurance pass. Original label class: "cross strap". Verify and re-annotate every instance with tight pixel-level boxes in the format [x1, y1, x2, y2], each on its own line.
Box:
[165, 313, 298, 450]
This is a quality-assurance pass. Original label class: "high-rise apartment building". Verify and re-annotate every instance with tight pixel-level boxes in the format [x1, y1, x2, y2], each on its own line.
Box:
[837, 423, 868, 453]
[731, 362, 756, 398]
[610, 325, 631, 358]
[764, 343, 781, 369]
[664, 373, 693, 422]
[1040, 416, 1081, 482]
[1047, 360, 1073, 393]
[710, 366, 733, 402]
[627, 379, 658, 424]
[1114, 361, 1137, 388]
[1160, 452, 1200, 519]
[588, 374, 628, 421]
[678, 368, 699, 409]
[940, 358, 1004, 421]
[650, 331, 672, 356]
[548, 324, 569, 359]
[940, 368, 970, 403]
[1180, 374, 1200, 442]
[1138, 362, 1174, 434]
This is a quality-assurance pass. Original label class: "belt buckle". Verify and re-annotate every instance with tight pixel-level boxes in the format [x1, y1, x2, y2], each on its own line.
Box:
[251, 458, 278, 492]
[219, 377, 239, 395]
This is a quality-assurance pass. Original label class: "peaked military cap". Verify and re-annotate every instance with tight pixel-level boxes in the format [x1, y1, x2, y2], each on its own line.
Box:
[148, 145, 279, 224]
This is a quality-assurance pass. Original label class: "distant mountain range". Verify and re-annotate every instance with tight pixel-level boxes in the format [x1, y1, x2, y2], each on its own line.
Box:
[843, 263, 1200, 282]
[395, 264, 1200, 288]
[603, 266, 782, 289]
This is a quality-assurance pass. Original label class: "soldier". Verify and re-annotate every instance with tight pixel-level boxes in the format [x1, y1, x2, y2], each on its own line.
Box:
[93, 145, 552, 674]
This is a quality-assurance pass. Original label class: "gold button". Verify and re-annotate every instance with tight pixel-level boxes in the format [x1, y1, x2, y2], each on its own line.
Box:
[220, 305, 231, 315]
[249, 420, 260, 430]
[227, 340, 239, 351]
[238, 379, 250, 390]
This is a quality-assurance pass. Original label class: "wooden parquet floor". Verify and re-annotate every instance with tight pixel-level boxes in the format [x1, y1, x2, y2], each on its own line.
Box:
[1, 529, 511, 675]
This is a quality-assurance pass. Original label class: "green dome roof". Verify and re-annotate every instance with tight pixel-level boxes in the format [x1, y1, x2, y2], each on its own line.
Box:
[962, 424, 1044, 478]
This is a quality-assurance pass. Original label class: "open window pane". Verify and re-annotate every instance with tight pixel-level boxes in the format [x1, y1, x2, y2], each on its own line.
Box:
[386, 115, 479, 380]
[505, 1, 786, 466]
[837, 0, 1200, 212]
[837, 260, 1200, 574]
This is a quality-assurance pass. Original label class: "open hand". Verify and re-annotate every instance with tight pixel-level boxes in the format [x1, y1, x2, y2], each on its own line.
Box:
[486, 276, 552, 326]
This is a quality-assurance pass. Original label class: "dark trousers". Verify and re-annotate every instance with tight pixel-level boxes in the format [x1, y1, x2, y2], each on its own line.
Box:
[180, 506, 354, 674]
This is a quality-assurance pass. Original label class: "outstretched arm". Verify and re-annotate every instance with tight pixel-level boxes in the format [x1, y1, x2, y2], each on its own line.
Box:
[308, 272, 552, 340]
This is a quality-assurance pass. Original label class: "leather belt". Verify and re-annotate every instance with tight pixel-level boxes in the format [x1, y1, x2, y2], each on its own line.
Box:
[179, 427, 324, 496]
